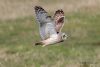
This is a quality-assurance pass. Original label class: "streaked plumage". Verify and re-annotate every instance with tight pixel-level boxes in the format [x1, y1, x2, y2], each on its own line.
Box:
[34, 6, 67, 47]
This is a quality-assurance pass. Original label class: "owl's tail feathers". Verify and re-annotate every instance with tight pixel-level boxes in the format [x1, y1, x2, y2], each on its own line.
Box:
[35, 41, 44, 46]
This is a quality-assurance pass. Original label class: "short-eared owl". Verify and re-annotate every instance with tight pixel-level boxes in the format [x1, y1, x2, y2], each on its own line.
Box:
[34, 6, 67, 47]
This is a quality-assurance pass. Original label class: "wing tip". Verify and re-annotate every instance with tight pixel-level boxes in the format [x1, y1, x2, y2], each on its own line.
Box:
[54, 9, 64, 15]
[34, 6, 45, 12]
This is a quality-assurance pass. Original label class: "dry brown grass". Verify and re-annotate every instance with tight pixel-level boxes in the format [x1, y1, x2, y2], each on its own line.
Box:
[0, 0, 100, 20]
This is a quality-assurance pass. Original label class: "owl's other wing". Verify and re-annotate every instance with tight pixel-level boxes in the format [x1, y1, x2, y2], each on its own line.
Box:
[53, 9, 65, 33]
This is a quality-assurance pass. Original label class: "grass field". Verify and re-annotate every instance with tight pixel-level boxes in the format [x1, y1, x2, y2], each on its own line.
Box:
[0, 0, 100, 67]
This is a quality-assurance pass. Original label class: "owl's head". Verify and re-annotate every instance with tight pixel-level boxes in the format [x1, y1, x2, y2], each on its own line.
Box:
[61, 33, 68, 41]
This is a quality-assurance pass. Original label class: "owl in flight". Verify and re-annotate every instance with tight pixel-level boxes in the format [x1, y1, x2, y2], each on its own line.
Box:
[34, 6, 67, 47]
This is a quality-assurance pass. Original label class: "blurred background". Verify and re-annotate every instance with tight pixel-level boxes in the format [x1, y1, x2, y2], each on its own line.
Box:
[0, 0, 100, 67]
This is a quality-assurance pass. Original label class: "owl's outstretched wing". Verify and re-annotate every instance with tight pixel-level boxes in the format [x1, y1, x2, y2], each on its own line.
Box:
[34, 6, 50, 40]
[53, 9, 65, 33]
[34, 6, 57, 40]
